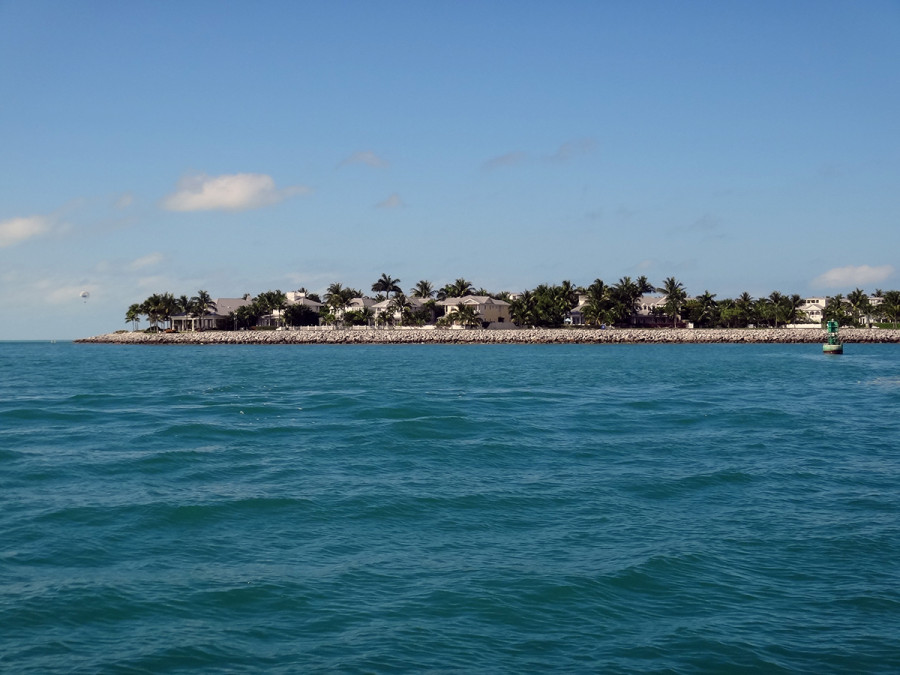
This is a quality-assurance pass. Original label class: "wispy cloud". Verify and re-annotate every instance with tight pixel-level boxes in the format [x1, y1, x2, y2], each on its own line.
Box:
[546, 138, 596, 162]
[115, 192, 134, 209]
[47, 284, 98, 305]
[688, 214, 721, 233]
[0, 215, 52, 248]
[482, 151, 528, 171]
[129, 252, 164, 270]
[338, 151, 389, 168]
[136, 274, 178, 290]
[376, 193, 405, 209]
[812, 265, 894, 289]
[162, 173, 311, 212]
[483, 138, 596, 170]
[668, 213, 725, 237]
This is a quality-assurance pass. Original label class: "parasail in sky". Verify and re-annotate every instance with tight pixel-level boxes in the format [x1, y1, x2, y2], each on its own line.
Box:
[80, 290, 90, 302]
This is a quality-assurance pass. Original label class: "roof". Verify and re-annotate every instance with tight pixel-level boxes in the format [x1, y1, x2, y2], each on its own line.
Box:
[637, 294, 667, 309]
[372, 297, 429, 310]
[289, 297, 323, 309]
[437, 295, 510, 307]
[213, 298, 253, 315]
[345, 297, 376, 309]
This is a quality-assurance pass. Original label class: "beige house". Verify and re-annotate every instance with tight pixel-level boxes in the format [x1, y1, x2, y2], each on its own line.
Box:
[437, 296, 511, 325]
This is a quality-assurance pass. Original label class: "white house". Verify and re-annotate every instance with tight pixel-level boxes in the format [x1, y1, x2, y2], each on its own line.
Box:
[285, 291, 324, 311]
[372, 296, 431, 324]
[799, 297, 828, 324]
[634, 295, 670, 326]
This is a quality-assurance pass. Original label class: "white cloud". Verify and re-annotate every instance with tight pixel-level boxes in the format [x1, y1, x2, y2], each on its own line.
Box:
[339, 151, 389, 168]
[482, 151, 528, 170]
[0, 215, 51, 248]
[376, 193, 405, 209]
[129, 252, 164, 270]
[812, 265, 895, 289]
[162, 173, 311, 212]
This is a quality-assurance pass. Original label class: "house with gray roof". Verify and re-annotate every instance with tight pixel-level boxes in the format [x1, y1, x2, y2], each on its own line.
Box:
[171, 296, 253, 331]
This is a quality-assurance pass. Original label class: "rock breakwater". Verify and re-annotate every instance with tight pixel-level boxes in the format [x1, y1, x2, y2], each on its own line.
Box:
[75, 327, 900, 345]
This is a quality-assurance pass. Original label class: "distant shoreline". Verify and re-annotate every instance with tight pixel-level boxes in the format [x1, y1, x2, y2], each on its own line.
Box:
[75, 327, 900, 345]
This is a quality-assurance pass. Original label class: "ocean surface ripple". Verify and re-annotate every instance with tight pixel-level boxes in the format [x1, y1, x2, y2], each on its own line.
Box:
[2, 342, 899, 673]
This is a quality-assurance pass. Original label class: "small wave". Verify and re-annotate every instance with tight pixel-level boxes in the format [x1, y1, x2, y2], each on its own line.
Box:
[623, 469, 756, 500]
[867, 376, 900, 388]
[147, 496, 313, 528]
[0, 407, 86, 423]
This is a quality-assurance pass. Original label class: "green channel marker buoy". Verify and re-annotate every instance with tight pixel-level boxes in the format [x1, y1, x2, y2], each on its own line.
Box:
[823, 319, 843, 355]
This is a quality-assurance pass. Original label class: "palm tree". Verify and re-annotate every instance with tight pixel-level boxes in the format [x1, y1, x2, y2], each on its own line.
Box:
[389, 293, 415, 325]
[372, 273, 401, 298]
[175, 294, 193, 331]
[558, 280, 579, 310]
[440, 302, 480, 328]
[162, 293, 179, 330]
[823, 294, 848, 325]
[358, 306, 375, 326]
[660, 277, 687, 327]
[253, 290, 286, 326]
[233, 302, 264, 330]
[846, 287, 871, 326]
[144, 292, 177, 331]
[440, 278, 475, 299]
[192, 290, 217, 330]
[881, 290, 900, 328]
[635, 275, 655, 297]
[410, 279, 435, 299]
[583, 279, 610, 326]
[695, 290, 718, 327]
[531, 284, 567, 326]
[324, 282, 355, 319]
[717, 298, 738, 328]
[784, 294, 804, 326]
[612, 276, 642, 325]
[253, 290, 287, 326]
[141, 293, 162, 331]
[736, 292, 754, 327]
[767, 291, 785, 328]
[125, 303, 141, 331]
[283, 303, 320, 327]
[509, 290, 537, 326]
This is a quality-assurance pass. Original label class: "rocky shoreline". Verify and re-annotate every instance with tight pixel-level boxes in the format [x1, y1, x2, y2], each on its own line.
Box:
[75, 327, 900, 345]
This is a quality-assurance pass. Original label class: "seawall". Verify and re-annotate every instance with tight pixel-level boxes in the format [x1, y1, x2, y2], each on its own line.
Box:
[75, 327, 900, 345]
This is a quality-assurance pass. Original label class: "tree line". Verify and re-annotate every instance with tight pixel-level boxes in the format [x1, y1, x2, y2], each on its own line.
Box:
[125, 274, 900, 331]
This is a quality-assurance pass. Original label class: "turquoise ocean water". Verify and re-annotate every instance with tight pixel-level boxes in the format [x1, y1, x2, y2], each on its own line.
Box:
[2, 341, 899, 673]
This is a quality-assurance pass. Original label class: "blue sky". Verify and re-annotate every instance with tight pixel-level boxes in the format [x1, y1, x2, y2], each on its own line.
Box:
[1, 0, 898, 339]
